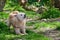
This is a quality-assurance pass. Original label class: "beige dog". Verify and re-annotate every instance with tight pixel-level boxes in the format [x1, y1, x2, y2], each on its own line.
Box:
[7, 11, 26, 35]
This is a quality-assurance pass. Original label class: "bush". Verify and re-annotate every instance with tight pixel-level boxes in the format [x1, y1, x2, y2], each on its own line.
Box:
[4, 0, 26, 11]
[41, 8, 60, 19]
[0, 12, 9, 19]
[0, 21, 9, 33]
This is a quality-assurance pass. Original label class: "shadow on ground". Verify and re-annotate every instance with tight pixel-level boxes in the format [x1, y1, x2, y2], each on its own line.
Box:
[0, 21, 51, 40]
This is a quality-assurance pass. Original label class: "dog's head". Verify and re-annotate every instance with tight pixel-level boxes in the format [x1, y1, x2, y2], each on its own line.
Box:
[9, 11, 26, 21]
[16, 12, 26, 21]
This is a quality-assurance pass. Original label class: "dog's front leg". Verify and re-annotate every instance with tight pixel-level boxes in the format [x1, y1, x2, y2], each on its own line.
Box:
[14, 27, 21, 34]
[21, 26, 26, 34]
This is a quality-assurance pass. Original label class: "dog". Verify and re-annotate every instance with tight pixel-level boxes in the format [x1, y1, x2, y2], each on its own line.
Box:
[7, 11, 26, 35]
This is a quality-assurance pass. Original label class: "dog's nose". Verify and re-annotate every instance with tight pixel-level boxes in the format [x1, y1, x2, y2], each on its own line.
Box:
[24, 14, 26, 18]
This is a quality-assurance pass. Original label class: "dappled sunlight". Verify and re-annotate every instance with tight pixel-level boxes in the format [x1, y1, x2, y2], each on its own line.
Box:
[0, 0, 60, 40]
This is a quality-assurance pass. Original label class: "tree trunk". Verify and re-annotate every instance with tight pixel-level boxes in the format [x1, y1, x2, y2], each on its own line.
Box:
[0, 0, 6, 11]
[37, 0, 40, 2]
[54, 0, 60, 9]
[51, 0, 60, 9]
[50, 0, 55, 7]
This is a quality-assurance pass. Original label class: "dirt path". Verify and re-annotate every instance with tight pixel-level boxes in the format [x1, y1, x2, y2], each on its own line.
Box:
[26, 26, 60, 40]
[44, 30, 60, 40]
[26, 19, 60, 40]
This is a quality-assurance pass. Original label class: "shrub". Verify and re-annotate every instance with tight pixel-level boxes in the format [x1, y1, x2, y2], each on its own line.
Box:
[0, 12, 9, 19]
[41, 8, 60, 19]
[0, 21, 8, 33]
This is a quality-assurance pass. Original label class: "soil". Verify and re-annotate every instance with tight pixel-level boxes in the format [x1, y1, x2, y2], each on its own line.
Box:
[44, 30, 60, 40]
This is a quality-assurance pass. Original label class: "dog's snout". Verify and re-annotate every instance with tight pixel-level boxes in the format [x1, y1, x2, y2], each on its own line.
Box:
[24, 14, 26, 18]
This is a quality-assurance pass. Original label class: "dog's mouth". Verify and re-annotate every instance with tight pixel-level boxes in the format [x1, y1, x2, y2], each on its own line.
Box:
[14, 14, 26, 21]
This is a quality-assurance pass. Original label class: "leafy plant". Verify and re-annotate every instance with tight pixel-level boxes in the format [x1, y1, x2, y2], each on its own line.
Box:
[0, 12, 9, 19]
[41, 8, 60, 19]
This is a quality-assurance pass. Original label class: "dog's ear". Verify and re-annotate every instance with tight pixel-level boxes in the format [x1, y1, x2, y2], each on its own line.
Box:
[9, 11, 19, 18]
[13, 11, 18, 14]
[9, 14, 17, 19]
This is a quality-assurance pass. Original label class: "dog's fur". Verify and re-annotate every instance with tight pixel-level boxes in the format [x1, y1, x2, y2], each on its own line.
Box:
[7, 11, 26, 35]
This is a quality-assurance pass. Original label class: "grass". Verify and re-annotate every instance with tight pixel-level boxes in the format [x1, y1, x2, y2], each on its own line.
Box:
[0, 21, 51, 40]
[27, 20, 60, 32]
[2, 0, 60, 40]
[0, 29, 51, 40]
[1, 10, 60, 40]
[25, 11, 41, 19]
[0, 11, 52, 40]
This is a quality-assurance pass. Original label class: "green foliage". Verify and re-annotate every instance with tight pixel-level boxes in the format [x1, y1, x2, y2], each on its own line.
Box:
[28, 0, 50, 6]
[0, 21, 9, 33]
[40, 0, 49, 5]
[0, 30, 50, 40]
[27, 21, 57, 29]
[51, 22, 60, 30]
[25, 11, 41, 19]
[1, 0, 60, 40]
[41, 8, 60, 19]
[11, 5, 26, 12]
[27, 20, 60, 30]
[28, 0, 37, 4]
[4, 0, 25, 11]
[0, 21, 50, 40]
[34, 22, 56, 29]
[25, 11, 36, 18]
[0, 11, 51, 40]
[0, 12, 9, 19]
